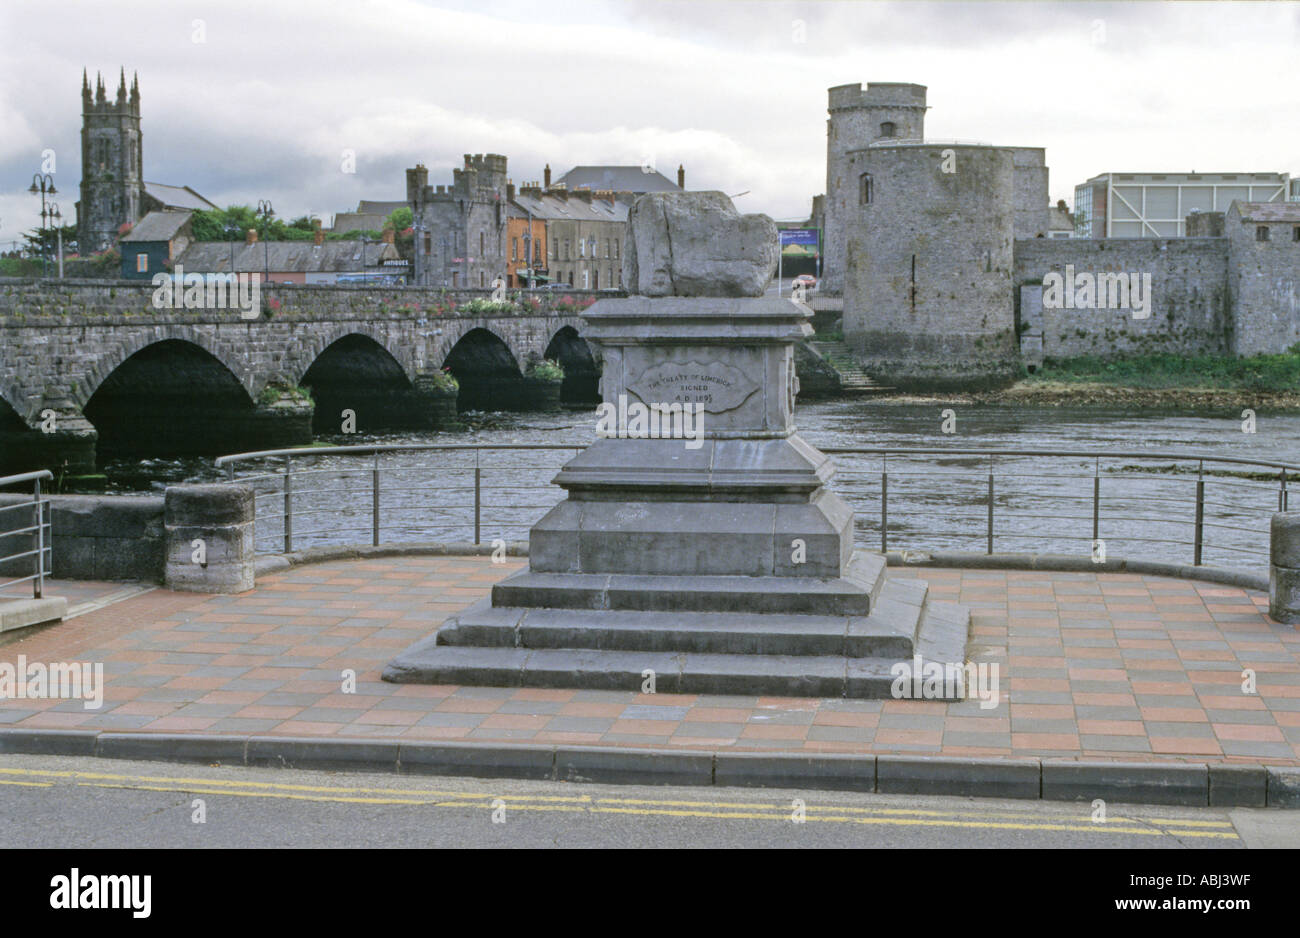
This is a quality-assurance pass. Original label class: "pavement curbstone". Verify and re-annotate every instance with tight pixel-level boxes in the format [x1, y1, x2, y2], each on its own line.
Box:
[877, 755, 1042, 799]
[1208, 763, 1268, 808]
[713, 752, 876, 791]
[398, 741, 555, 780]
[0, 728, 98, 757]
[244, 736, 400, 772]
[1042, 760, 1209, 807]
[95, 732, 248, 765]
[1266, 766, 1300, 808]
[555, 746, 713, 786]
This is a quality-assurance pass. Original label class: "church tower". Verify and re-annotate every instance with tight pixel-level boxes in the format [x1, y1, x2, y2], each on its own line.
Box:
[78, 68, 143, 253]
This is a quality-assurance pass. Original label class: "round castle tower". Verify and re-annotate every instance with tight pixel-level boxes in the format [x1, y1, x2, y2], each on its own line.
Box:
[842, 142, 1019, 390]
[822, 82, 927, 296]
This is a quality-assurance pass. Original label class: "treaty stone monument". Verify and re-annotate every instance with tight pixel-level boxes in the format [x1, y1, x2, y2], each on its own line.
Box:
[384, 192, 970, 698]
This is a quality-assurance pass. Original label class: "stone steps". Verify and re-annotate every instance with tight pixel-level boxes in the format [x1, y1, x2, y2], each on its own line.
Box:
[809, 340, 891, 391]
[438, 575, 927, 658]
[492, 551, 888, 618]
[382, 594, 970, 699]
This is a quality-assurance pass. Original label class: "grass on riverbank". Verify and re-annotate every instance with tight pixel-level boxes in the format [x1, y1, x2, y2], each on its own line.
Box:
[1027, 349, 1300, 392]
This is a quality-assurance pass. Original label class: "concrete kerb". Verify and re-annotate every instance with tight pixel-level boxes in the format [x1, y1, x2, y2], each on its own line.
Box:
[3, 728, 1299, 807]
[249, 543, 1271, 593]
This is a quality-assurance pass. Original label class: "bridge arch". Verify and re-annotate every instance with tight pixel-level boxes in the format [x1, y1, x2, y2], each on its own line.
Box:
[441, 327, 525, 412]
[300, 333, 423, 434]
[544, 326, 601, 406]
[289, 322, 417, 391]
[84, 338, 263, 459]
[76, 325, 255, 412]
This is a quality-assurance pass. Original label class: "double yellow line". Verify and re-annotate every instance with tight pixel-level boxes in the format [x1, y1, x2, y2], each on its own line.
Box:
[0, 766, 1239, 839]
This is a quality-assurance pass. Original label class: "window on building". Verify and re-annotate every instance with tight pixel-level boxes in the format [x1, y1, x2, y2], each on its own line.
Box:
[614, 239, 620, 259]
[565, 240, 570, 260]
[480, 232, 485, 254]
[136, 253, 148, 273]
[568, 272, 574, 286]
[579, 238, 585, 258]
[605, 239, 610, 258]
[879, 121, 896, 138]
[593, 270, 599, 289]
[859, 173, 873, 205]
[1257, 225, 1271, 242]
[583, 270, 589, 289]
[618, 269, 623, 288]
[480, 271, 486, 287]
[551, 239, 557, 259]
[424, 235, 431, 254]
[512, 238, 518, 260]
[1293, 226, 1300, 242]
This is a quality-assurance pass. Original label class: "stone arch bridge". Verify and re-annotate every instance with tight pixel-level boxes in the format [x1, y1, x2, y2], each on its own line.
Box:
[0, 279, 606, 477]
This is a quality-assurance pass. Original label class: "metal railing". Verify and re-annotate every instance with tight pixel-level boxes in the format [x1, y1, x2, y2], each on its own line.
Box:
[0, 470, 53, 598]
[215, 444, 586, 555]
[214, 443, 1295, 575]
[819, 447, 1293, 572]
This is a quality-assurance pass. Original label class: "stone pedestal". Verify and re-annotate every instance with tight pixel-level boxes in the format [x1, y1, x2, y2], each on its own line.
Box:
[1271, 512, 1300, 624]
[386, 295, 970, 698]
[163, 484, 255, 593]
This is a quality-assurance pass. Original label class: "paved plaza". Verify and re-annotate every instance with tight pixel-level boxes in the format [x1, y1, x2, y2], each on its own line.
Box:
[2, 555, 1298, 764]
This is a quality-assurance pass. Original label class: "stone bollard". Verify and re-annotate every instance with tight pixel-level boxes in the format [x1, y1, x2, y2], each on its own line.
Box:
[164, 484, 255, 593]
[1270, 512, 1300, 624]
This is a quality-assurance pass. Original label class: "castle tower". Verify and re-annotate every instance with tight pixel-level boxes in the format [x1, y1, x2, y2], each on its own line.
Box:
[78, 68, 144, 253]
[822, 82, 927, 295]
[843, 142, 1019, 389]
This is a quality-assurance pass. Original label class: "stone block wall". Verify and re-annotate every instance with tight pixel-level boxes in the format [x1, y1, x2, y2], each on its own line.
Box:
[1013, 237, 1231, 360]
[0, 491, 164, 582]
[1226, 212, 1300, 357]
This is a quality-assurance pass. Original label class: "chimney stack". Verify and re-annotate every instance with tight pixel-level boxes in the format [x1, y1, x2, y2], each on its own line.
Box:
[312, 220, 324, 246]
[544, 164, 552, 187]
[677, 164, 685, 189]
[507, 180, 516, 201]
[381, 228, 395, 244]
[246, 228, 258, 244]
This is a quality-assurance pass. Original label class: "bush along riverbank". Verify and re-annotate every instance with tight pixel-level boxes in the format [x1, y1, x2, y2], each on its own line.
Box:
[859, 350, 1300, 412]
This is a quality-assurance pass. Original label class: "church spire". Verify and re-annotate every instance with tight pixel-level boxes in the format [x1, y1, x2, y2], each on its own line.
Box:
[116, 67, 127, 105]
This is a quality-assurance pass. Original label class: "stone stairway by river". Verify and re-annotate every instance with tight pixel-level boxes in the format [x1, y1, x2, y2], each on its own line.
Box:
[808, 339, 892, 393]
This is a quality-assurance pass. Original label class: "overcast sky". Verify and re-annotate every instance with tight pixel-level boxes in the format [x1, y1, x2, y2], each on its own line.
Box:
[2, 0, 1298, 247]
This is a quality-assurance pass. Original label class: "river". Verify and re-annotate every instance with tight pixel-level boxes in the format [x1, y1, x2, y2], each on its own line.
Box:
[100, 400, 1300, 575]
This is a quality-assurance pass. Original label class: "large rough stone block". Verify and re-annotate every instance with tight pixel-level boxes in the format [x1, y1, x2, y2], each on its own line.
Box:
[622, 191, 778, 297]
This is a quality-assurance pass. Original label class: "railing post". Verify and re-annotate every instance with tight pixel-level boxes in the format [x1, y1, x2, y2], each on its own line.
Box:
[283, 456, 293, 553]
[1092, 458, 1101, 547]
[33, 475, 43, 600]
[372, 453, 381, 547]
[1194, 461, 1205, 566]
[986, 455, 994, 555]
[880, 457, 889, 554]
[1281, 469, 1289, 513]
[474, 452, 482, 545]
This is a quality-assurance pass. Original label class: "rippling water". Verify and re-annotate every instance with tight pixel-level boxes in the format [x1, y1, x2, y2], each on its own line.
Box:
[102, 401, 1300, 575]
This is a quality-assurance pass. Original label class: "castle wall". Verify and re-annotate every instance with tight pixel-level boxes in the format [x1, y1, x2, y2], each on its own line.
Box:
[844, 143, 1018, 389]
[1010, 147, 1050, 240]
[823, 83, 927, 295]
[1227, 210, 1300, 356]
[1013, 238, 1232, 360]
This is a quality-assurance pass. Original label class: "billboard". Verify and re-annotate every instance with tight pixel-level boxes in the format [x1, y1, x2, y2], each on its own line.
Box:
[779, 228, 820, 257]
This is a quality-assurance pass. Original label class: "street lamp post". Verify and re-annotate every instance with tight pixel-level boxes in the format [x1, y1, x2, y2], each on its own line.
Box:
[49, 203, 64, 278]
[256, 199, 274, 284]
[28, 173, 58, 279]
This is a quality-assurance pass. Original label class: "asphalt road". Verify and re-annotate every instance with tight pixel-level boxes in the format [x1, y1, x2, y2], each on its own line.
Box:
[2, 753, 1294, 848]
